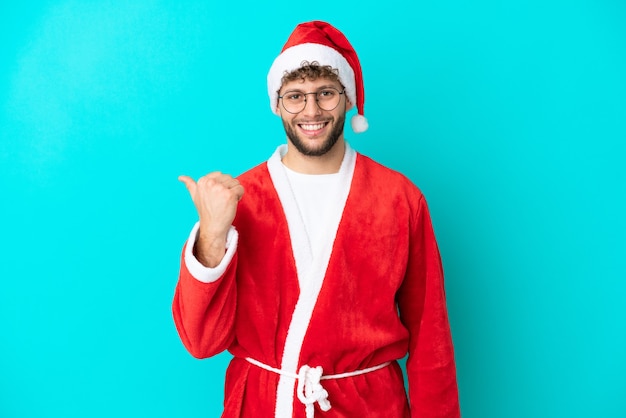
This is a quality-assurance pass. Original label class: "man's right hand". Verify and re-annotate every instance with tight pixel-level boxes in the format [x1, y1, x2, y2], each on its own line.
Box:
[178, 172, 244, 268]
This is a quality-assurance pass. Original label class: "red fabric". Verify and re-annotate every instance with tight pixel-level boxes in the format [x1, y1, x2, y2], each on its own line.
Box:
[172, 154, 460, 417]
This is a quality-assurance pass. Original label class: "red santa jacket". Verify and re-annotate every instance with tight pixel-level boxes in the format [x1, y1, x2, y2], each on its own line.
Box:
[173, 146, 460, 417]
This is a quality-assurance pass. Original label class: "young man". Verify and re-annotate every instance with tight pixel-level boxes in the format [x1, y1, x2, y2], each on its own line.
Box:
[174, 21, 460, 418]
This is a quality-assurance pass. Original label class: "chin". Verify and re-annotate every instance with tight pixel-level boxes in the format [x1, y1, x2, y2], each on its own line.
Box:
[284, 118, 345, 157]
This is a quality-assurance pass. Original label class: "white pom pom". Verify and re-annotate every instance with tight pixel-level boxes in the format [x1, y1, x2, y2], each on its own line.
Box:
[351, 114, 369, 133]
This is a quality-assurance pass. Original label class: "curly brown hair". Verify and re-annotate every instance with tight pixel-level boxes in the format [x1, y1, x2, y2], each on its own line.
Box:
[280, 61, 341, 86]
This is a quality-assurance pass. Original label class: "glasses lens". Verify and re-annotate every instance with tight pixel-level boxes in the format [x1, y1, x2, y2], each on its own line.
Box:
[281, 91, 306, 114]
[317, 88, 341, 111]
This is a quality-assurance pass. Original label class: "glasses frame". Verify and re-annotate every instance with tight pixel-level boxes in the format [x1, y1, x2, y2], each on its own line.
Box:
[278, 87, 345, 114]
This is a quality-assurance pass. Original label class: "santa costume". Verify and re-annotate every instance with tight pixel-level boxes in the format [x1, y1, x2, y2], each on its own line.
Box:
[173, 21, 460, 418]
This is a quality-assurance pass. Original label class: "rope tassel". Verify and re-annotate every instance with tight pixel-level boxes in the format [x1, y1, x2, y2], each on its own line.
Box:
[296, 365, 331, 418]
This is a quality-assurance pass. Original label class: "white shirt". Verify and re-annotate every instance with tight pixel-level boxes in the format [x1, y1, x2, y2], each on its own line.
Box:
[282, 165, 343, 260]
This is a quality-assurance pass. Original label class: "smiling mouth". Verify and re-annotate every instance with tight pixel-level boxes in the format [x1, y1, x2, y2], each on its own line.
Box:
[298, 122, 328, 133]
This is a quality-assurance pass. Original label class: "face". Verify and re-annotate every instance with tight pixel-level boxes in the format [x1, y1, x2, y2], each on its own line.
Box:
[278, 77, 347, 157]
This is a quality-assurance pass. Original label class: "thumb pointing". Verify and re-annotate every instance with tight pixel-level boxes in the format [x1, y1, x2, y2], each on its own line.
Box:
[178, 175, 197, 195]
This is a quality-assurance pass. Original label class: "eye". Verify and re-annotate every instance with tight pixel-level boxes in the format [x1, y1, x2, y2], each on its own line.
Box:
[318, 89, 336, 98]
[284, 92, 303, 101]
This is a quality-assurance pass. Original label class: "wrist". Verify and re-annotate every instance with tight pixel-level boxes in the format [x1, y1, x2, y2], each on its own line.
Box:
[194, 230, 228, 268]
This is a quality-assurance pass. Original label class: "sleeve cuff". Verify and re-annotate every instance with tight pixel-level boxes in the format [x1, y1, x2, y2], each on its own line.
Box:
[183, 222, 238, 283]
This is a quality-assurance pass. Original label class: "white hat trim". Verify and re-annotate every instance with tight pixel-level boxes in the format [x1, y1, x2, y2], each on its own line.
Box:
[267, 43, 356, 115]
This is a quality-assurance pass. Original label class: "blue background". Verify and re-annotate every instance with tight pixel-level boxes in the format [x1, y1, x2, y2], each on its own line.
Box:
[1, 1, 624, 417]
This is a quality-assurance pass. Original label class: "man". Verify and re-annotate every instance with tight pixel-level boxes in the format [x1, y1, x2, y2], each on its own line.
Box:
[173, 21, 460, 418]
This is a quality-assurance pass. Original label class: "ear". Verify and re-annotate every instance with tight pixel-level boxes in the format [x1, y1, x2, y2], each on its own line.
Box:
[345, 96, 355, 111]
[275, 92, 283, 116]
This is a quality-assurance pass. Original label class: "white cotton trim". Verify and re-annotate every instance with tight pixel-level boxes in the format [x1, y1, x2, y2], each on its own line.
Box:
[266, 143, 357, 418]
[267, 43, 356, 115]
[183, 223, 238, 283]
[267, 146, 313, 276]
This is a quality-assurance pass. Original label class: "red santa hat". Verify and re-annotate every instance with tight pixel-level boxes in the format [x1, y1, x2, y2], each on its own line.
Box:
[267, 21, 368, 133]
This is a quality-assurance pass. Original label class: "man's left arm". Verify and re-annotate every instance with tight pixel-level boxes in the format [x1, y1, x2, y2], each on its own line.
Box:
[397, 195, 461, 418]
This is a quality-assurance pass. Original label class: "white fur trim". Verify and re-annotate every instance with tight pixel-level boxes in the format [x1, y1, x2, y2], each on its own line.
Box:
[267, 43, 356, 114]
[351, 114, 369, 133]
[183, 223, 238, 283]
[266, 143, 357, 418]
[267, 147, 313, 278]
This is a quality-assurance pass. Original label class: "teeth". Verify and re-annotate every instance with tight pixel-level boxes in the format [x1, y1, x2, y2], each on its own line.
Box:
[300, 123, 325, 131]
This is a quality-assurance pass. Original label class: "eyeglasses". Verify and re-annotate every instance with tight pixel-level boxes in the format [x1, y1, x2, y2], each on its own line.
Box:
[278, 87, 345, 114]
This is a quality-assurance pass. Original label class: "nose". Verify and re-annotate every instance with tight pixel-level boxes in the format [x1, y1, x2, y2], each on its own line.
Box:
[301, 93, 322, 116]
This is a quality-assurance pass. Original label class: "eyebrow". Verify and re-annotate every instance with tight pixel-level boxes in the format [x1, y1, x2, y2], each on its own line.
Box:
[317, 84, 340, 90]
[284, 84, 341, 92]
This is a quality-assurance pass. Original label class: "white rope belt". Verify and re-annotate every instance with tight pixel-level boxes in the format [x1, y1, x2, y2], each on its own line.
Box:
[245, 357, 391, 418]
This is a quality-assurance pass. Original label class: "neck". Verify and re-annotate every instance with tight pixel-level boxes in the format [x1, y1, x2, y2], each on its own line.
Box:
[282, 138, 346, 174]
